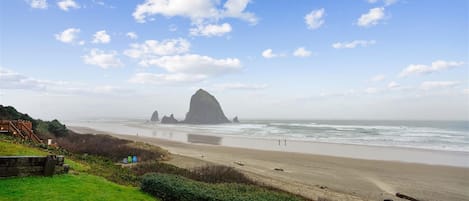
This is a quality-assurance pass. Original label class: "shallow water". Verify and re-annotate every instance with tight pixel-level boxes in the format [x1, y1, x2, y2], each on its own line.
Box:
[67, 119, 469, 152]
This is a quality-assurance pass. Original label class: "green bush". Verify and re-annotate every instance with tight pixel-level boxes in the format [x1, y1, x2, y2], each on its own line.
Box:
[0, 105, 36, 128]
[141, 173, 303, 201]
[47, 119, 68, 137]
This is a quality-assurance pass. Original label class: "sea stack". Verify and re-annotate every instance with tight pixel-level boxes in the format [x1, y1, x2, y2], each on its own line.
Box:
[150, 110, 159, 121]
[161, 114, 178, 124]
[233, 116, 240, 123]
[183, 89, 230, 124]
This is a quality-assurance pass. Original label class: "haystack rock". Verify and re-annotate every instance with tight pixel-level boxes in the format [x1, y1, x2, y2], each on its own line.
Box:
[161, 114, 178, 124]
[233, 116, 240, 123]
[150, 110, 159, 121]
[183, 89, 230, 124]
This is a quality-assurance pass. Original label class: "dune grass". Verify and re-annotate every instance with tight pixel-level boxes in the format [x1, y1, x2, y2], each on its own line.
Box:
[0, 174, 156, 201]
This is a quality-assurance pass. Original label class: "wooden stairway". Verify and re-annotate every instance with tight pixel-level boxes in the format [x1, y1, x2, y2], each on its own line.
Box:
[0, 120, 43, 143]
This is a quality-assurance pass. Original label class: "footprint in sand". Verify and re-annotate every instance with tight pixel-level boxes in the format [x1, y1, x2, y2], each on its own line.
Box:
[365, 177, 396, 195]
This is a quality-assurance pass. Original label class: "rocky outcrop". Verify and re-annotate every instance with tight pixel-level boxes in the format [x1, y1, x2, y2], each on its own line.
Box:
[161, 114, 178, 124]
[150, 110, 159, 121]
[183, 89, 230, 124]
[233, 116, 240, 123]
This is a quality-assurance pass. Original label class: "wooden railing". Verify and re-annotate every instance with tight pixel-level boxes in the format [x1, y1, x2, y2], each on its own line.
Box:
[0, 120, 43, 143]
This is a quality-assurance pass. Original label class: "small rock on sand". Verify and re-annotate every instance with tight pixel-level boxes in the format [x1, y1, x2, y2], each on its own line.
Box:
[234, 161, 244, 166]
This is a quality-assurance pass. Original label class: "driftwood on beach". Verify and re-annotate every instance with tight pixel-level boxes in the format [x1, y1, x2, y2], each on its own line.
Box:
[396, 192, 420, 201]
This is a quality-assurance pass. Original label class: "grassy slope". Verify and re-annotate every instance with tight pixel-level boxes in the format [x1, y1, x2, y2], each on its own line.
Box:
[0, 138, 156, 201]
[0, 174, 155, 201]
[0, 140, 88, 171]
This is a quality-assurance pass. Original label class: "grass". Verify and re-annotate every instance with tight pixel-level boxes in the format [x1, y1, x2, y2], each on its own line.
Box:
[0, 174, 156, 201]
[0, 134, 307, 201]
[0, 138, 88, 171]
[0, 140, 46, 156]
[0, 135, 153, 200]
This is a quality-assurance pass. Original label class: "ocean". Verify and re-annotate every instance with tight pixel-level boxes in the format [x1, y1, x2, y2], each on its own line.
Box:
[68, 119, 469, 153]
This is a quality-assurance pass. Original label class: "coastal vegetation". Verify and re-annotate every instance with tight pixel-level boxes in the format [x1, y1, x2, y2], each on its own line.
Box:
[0, 105, 306, 201]
[141, 173, 302, 201]
[0, 136, 155, 201]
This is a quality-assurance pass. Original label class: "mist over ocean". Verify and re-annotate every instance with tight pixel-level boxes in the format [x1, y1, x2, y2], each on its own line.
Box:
[70, 119, 469, 153]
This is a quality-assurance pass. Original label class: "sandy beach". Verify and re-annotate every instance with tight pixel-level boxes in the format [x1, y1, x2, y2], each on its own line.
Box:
[70, 126, 469, 201]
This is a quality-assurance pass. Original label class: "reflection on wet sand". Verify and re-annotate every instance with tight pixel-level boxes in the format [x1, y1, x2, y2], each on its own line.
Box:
[187, 134, 221, 145]
[152, 130, 173, 139]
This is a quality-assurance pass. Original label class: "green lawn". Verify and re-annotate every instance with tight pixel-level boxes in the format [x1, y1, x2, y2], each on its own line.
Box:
[0, 174, 156, 201]
[0, 140, 89, 171]
[0, 138, 157, 201]
[0, 140, 46, 156]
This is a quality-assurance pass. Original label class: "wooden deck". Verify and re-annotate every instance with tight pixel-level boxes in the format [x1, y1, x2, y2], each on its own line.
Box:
[0, 120, 42, 143]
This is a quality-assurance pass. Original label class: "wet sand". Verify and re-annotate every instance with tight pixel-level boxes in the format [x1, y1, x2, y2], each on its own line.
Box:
[70, 126, 469, 201]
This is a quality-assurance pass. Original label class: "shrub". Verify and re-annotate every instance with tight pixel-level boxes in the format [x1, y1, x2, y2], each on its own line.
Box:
[133, 163, 253, 185]
[191, 165, 254, 184]
[56, 132, 168, 162]
[132, 161, 192, 177]
[141, 173, 303, 201]
[47, 119, 68, 137]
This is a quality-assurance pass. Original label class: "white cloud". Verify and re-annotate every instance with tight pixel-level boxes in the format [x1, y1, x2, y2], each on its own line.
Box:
[223, 0, 257, 24]
[132, 0, 257, 24]
[126, 32, 138, 40]
[190, 23, 232, 37]
[124, 38, 241, 84]
[370, 74, 385, 82]
[384, 0, 398, 6]
[367, 0, 398, 6]
[357, 7, 385, 27]
[387, 81, 400, 89]
[92, 30, 111, 44]
[262, 49, 279, 59]
[28, 0, 48, 9]
[142, 54, 241, 76]
[332, 40, 376, 49]
[214, 83, 268, 90]
[1, 68, 132, 95]
[129, 73, 207, 84]
[0, 68, 62, 91]
[124, 38, 190, 61]
[293, 47, 312, 57]
[57, 0, 79, 11]
[55, 28, 80, 44]
[82, 49, 123, 69]
[399, 60, 465, 77]
[305, 8, 325, 30]
[420, 81, 459, 90]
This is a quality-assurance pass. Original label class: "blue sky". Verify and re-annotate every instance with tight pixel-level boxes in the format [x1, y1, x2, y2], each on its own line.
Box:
[0, 0, 468, 120]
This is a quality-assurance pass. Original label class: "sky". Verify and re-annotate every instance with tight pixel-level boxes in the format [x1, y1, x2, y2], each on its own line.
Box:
[0, 0, 468, 121]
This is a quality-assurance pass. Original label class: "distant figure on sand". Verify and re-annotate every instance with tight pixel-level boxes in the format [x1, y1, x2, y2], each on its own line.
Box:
[278, 139, 287, 146]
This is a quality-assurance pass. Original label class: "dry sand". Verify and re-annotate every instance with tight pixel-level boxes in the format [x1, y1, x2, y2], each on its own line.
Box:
[70, 126, 469, 201]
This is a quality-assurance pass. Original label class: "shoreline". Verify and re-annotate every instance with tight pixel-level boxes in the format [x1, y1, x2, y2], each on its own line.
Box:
[68, 122, 469, 167]
[70, 126, 469, 201]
